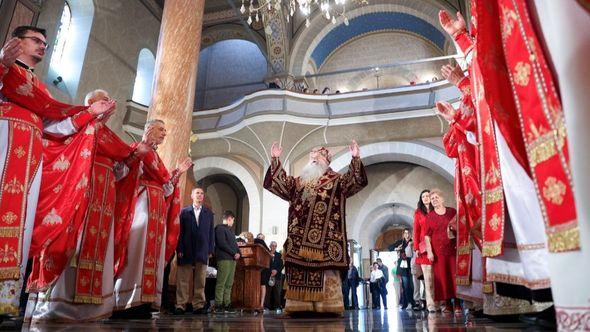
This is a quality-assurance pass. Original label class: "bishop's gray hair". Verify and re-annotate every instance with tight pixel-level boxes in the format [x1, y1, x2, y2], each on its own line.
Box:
[84, 89, 109, 106]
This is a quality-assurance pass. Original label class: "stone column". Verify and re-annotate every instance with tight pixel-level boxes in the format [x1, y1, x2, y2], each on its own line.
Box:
[147, 0, 204, 175]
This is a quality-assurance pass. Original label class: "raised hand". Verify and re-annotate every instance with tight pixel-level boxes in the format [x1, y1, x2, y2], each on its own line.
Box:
[440, 65, 465, 87]
[436, 101, 457, 123]
[89, 99, 116, 116]
[0, 38, 22, 68]
[271, 142, 282, 158]
[349, 140, 360, 158]
[439, 10, 466, 37]
[134, 141, 152, 158]
[177, 157, 193, 174]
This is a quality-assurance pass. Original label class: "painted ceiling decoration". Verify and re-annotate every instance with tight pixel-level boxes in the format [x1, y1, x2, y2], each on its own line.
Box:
[310, 12, 446, 69]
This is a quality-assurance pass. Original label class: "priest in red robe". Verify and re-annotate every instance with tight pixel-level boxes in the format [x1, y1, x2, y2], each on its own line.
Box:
[263, 140, 367, 315]
[24, 90, 150, 322]
[439, 5, 553, 316]
[113, 119, 192, 318]
[0, 26, 114, 319]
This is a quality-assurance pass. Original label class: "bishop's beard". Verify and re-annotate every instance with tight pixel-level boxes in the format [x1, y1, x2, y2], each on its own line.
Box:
[300, 161, 329, 185]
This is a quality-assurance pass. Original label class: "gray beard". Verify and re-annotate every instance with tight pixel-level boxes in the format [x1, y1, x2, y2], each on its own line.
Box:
[300, 162, 328, 185]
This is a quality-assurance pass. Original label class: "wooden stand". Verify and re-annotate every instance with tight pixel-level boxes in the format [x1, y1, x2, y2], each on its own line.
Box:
[231, 243, 272, 311]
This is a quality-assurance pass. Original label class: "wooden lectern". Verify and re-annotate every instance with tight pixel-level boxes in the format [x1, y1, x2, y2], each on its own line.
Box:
[231, 243, 272, 311]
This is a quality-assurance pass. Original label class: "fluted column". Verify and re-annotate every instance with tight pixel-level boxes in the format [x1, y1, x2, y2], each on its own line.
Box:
[147, 0, 204, 173]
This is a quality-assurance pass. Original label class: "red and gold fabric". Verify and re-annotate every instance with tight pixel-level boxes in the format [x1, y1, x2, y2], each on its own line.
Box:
[263, 157, 367, 302]
[479, 0, 579, 252]
[442, 95, 481, 286]
[0, 107, 42, 280]
[73, 126, 135, 304]
[26, 121, 99, 291]
[453, 18, 509, 258]
[0, 64, 93, 282]
[113, 147, 180, 302]
[413, 210, 431, 266]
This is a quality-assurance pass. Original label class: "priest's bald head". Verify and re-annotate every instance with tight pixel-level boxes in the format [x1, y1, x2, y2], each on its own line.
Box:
[301, 146, 332, 184]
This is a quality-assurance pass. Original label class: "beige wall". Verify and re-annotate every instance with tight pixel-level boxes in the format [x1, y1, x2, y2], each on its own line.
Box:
[35, 0, 160, 141]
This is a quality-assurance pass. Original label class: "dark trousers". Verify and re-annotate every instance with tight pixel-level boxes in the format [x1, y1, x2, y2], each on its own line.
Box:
[342, 281, 350, 308]
[265, 277, 282, 310]
[401, 275, 416, 308]
[370, 282, 387, 308]
[348, 280, 359, 309]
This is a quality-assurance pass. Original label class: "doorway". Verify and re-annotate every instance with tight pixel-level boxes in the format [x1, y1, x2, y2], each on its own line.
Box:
[370, 249, 400, 308]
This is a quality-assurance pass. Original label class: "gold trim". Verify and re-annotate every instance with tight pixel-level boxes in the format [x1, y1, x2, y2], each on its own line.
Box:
[0, 267, 20, 280]
[547, 226, 580, 252]
[456, 276, 471, 286]
[486, 273, 551, 290]
[482, 242, 502, 257]
[485, 188, 503, 204]
[0, 226, 20, 237]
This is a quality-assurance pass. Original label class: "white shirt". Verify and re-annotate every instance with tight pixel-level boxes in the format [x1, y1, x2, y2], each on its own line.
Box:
[193, 204, 202, 227]
[370, 269, 384, 283]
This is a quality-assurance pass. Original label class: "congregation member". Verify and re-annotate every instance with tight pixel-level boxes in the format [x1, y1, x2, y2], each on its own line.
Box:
[264, 140, 367, 315]
[255, 233, 270, 312]
[264, 241, 283, 312]
[113, 119, 193, 318]
[395, 230, 418, 311]
[390, 261, 401, 309]
[174, 187, 215, 315]
[0, 26, 114, 319]
[25, 90, 149, 322]
[369, 263, 386, 309]
[343, 262, 360, 310]
[424, 189, 459, 314]
[214, 210, 241, 314]
[412, 190, 435, 312]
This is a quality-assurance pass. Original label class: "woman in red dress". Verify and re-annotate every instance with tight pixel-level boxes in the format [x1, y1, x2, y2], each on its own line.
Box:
[412, 189, 435, 312]
[424, 188, 459, 314]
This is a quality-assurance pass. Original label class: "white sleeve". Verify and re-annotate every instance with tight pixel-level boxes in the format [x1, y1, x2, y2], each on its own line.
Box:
[43, 118, 77, 137]
[114, 162, 129, 181]
[466, 131, 478, 145]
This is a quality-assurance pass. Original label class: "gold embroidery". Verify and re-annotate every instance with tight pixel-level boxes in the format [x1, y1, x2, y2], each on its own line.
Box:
[1, 211, 18, 225]
[0, 244, 18, 263]
[53, 154, 71, 171]
[0, 227, 20, 237]
[489, 214, 500, 231]
[80, 148, 91, 158]
[501, 5, 517, 38]
[13, 146, 25, 158]
[485, 188, 503, 204]
[513, 62, 531, 86]
[76, 174, 89, 190]
[543, 177, 566, 205]
[4, 177, 24, 194]
[42, 208, 63, 225]
[485, 164, 501, 186]
[458, 259, 468, 271]
[547, 226, 580, 252]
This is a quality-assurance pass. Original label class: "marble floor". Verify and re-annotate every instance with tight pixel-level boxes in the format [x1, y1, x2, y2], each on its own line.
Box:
[2, 309, 554, 331]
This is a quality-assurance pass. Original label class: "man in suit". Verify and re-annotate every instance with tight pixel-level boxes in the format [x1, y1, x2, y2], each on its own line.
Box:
[265, 241, 284, 311]
[346, 262, 361, 309]
[174, 187, 215, 314]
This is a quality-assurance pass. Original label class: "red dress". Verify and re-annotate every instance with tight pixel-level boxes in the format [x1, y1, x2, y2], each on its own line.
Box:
[425, 207, 457, 301]
[413, 209, 431, 266]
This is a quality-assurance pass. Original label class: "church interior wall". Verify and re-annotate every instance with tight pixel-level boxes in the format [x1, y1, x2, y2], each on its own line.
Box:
[33, 0, 161, 141]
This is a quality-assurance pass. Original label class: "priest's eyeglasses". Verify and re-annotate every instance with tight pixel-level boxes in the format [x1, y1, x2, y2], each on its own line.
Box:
[20, 36, 48, 47]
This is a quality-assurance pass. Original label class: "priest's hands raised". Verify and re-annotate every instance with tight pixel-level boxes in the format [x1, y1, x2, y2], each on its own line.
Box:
[0, 38, 22, 68]
[436, 101, 457, 123]
[89, 99, 116, 116]
[440, 65, 464, 87]
[177, 157, 193, 174]
[349, 140, 360, 158]
[271, 142, 283, 158]
[439, 10, 466, 38]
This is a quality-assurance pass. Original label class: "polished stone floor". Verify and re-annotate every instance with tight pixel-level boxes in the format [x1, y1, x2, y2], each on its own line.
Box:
[2, 309, 553, 331]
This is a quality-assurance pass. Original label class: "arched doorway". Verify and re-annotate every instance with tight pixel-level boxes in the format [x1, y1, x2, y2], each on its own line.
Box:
[199, 174, 249, 234]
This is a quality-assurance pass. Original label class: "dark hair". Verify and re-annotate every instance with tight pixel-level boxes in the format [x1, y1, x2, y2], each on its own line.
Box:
[417, 189, 433, 215]
[12, 26, 47, 38]
[222, 210, 235, 220]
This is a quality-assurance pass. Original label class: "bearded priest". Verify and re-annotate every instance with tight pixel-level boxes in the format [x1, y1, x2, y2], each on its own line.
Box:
[263, 140, 367, 315]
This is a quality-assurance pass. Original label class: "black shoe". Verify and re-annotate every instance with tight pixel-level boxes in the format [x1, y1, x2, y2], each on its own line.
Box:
[192, 307, 207, 315]
[173, 307, 185, 315]
[224, 305, 237, 314]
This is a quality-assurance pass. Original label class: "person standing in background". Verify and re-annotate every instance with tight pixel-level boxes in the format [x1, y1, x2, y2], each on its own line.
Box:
[214, 211, 241, 314]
